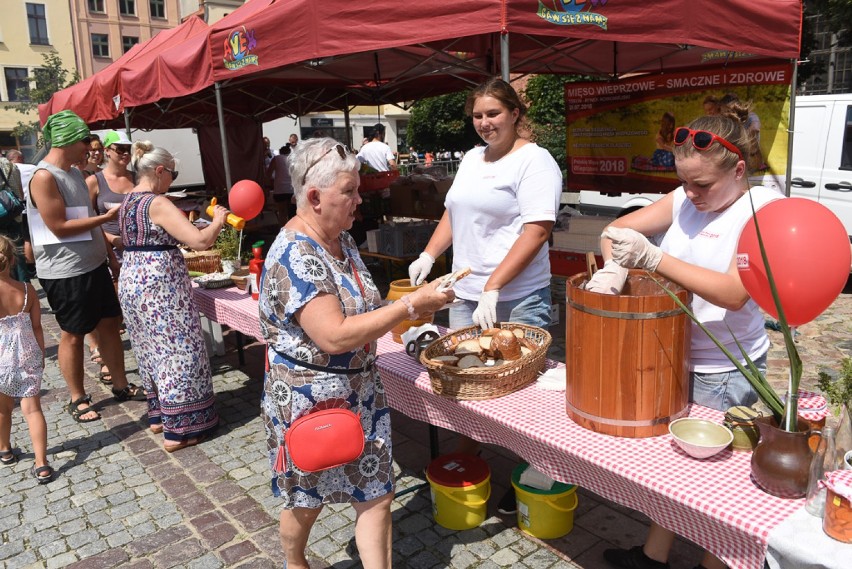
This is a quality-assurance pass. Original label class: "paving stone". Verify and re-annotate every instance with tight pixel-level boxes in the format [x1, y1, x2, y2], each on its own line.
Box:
[126, 525, 192, 556]
[152, 538, 207, 569]
[64, 547, 129, 569]
[187, 553, 224, 569]
[219, 540, 259, 565]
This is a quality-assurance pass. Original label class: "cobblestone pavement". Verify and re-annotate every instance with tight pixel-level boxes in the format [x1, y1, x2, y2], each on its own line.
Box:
[2, 276, 850, 569]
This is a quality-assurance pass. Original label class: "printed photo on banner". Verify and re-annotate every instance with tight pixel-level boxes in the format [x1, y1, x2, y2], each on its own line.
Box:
[565, 61, 792, 196]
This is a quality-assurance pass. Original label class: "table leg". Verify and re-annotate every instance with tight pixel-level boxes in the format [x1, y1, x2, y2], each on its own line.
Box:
[236, 331, 245, 366]
[429, 425, 440, 459]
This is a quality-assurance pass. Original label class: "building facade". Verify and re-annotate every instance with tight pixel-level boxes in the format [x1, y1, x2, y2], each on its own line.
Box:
[69, 0, 182, 78]
[0, 1, 76, 160]
[800, 12, 851, 95]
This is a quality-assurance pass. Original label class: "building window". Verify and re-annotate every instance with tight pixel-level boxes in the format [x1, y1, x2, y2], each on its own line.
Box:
[92, 34, 109, 58]
[88, 0, 105, 13]
[122, 36, 139, 53]
[26, 3, 49, 46]
[5, 68, 30, 102]
[149, 0, 165, 19]
[119, 0, 136, 16]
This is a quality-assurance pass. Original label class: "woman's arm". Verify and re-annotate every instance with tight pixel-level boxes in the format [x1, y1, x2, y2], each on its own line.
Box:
[600, 192, 749, 309]
[148, 196, 227, 251]
[297, 279, 452, 354]
[423, 210, 453, 259]
[484, 221, 552, 291]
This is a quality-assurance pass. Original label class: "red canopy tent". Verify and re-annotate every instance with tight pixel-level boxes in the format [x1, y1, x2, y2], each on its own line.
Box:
[41, 0, 803, 192]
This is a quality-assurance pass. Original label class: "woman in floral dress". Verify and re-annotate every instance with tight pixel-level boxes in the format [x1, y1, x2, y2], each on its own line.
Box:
[119, 141, 228, 452]
[259, 138, 453, 569]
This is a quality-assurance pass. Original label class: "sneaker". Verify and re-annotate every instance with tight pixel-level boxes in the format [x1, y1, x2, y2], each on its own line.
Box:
[496, 487, 517, 515]
[603, 546, 670, 569]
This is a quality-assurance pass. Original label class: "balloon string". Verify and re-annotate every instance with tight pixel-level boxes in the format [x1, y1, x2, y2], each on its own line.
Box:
[238, 228, 243, 266]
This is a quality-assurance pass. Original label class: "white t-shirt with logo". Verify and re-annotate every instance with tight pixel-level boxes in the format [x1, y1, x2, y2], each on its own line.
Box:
[659, 185, 782, 371]
[445, 143, 562, 301]
[357, 141, 395, 172]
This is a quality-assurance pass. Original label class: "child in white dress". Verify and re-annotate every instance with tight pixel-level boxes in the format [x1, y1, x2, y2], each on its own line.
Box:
[0, 235, 51, 483]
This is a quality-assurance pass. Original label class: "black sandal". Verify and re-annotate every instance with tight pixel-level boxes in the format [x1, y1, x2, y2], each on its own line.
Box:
[67, 396, 101, 423]
[112, 383, 146, 402]
[31, 465, 54, 484]
[0, 449, 16, 466]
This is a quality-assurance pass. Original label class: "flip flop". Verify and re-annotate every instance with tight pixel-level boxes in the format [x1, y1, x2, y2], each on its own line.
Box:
[90, 348, 103, 364]
[112, 383, 147, 402]
[164, 434, 207, 453]
[0, 450, 16, 466]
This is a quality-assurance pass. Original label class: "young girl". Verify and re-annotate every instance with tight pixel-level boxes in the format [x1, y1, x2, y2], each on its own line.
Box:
[0, 234, 52, 483]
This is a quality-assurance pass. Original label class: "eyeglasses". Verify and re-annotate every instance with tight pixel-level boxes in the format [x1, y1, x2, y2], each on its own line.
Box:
[164, 167, 179, 181]
[301, 143, 352, 186]
[674, 127, 744, 161]
[111, 145, 132, 154]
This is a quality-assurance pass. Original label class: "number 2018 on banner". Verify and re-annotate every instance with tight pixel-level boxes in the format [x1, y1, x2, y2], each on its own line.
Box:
[570, 157, 628, 175]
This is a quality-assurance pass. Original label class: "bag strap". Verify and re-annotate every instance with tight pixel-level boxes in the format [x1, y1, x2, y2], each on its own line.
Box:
[0, 163, 9, 191]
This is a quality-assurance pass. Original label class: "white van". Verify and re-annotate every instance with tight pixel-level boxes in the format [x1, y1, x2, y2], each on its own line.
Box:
[784, 94, 852, 237]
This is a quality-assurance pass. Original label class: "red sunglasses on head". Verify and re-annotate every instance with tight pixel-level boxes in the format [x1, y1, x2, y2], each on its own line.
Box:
[674, 127, 744, 161]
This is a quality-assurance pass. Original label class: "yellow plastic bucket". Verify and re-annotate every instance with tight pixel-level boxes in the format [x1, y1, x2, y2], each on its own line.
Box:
[426, 453, 491, 530]
[511, 463, 578, 539]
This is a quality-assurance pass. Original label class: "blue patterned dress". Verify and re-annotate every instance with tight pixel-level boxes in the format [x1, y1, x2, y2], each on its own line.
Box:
[118, 192, 218, 441]
[259, 229, 393, 509]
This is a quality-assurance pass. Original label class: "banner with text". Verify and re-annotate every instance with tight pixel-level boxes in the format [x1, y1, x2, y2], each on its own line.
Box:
[565, 62, 792, 195]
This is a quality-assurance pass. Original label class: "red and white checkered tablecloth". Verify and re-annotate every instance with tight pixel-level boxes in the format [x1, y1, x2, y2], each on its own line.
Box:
[188, 288, 806, 569]
[374, 334, 805, 569]
[192, 285, 263, 340]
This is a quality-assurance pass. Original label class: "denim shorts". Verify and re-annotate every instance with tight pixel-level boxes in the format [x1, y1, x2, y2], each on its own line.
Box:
[449, 286, 551, 329]
[691, 352, 767, 412]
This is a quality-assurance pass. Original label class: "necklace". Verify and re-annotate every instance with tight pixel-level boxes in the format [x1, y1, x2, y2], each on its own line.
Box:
[297, 214, 339, 255]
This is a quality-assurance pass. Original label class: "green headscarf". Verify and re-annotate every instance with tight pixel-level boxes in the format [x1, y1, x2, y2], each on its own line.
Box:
[43, 110, 90, 147]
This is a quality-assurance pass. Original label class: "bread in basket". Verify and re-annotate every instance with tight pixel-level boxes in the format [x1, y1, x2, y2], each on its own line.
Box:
[419, 323, 551, 400]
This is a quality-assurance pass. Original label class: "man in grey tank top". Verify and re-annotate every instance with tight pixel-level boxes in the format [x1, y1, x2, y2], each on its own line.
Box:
[28, 111, 145, 425]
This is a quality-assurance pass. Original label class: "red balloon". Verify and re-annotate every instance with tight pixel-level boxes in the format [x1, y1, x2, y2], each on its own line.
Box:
[737, 198, 850, 326]
[228, 180, 265, 221]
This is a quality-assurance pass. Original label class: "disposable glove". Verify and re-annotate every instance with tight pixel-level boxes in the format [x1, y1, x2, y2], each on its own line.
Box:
[471, 289, 500, 330]
[603, 226, 663, 271]
[584, 260, 628, 295]
[408, 252, 435, 286]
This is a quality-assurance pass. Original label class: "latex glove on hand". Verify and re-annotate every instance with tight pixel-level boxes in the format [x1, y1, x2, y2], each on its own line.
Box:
[585, 260, 628, 295]
[471, 289, 500, 330]
[603, 226, 663, 271]
[408, 252, 435, 286]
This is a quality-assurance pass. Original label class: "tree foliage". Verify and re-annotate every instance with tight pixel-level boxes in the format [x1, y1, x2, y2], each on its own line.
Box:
[808, 0, 852, 40]
[407, 91, 479, 152]
[523, 74, 579, 172]
[5, 52, 79, 142]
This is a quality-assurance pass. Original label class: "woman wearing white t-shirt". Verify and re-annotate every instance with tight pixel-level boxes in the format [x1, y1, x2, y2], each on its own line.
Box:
[408, 78, 562, 332]
[589, 107, 782, 569]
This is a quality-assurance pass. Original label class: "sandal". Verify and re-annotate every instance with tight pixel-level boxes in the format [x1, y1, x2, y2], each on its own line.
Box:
[67, 396, 101, 423]
[0, 449, 16, 466]
[98, 366, 113, 385]
[112, 383, 147, 402]
[31, 465, 54, 484]
[90, 348, 103, 364]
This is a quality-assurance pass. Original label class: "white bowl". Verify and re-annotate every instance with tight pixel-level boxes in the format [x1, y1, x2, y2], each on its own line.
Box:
[669, 418, 733, 459]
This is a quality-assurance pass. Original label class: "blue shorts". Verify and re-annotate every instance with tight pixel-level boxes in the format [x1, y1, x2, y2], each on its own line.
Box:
[690, 352, 767, 412]
[449, 286, 551, 329]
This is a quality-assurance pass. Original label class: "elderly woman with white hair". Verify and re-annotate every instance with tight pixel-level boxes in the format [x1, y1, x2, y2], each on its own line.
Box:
[258, 138, 453, 569]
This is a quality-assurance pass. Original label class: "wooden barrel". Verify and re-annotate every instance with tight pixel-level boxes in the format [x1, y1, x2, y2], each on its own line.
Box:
[565, 270, 691, 438]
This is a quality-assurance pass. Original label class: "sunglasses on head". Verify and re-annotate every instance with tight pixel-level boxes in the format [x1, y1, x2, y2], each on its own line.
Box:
[674, 127, 744, 161]
[301, 143, 353, 186]
[164, 167, 179, 181]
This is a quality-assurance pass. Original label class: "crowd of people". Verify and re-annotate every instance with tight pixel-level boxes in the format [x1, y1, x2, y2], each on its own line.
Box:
[0, 78, 783, 569]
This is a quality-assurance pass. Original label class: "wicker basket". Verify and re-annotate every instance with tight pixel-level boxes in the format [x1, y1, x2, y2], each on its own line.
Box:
[230, 269, 250, 290]
[183, 250, 222, 274]
[420, 323, 552, 400]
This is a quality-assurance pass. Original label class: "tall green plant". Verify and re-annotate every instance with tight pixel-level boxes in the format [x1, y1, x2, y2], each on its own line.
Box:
[652, 193, 801, 430]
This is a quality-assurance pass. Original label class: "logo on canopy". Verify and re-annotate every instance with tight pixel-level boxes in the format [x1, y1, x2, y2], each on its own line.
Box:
[537, 0, 609, 30]
[223, 26, 259, 71]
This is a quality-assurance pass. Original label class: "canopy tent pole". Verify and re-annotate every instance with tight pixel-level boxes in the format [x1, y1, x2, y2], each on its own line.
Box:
[343, 100, 352, 148]
[215, 81, 233, 190]
[784, 59, 798, 198]
[500, 33, 510, 82]
[123, 109, 132, 140]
